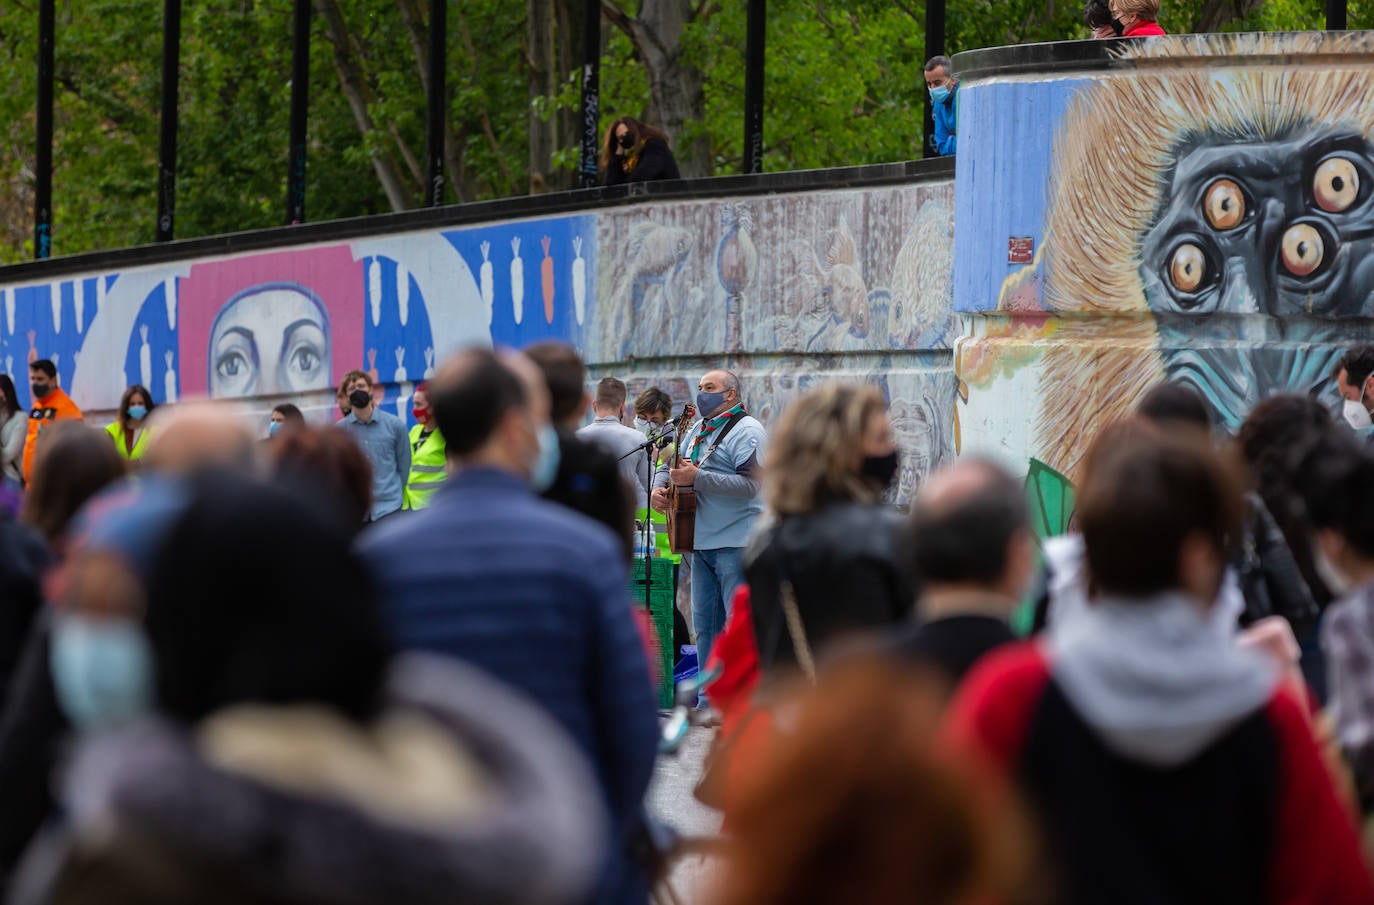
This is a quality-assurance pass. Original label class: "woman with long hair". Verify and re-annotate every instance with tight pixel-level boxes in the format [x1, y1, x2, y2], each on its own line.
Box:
[0, 375, 27, 488]
[599, 116, 681, 186]
[104, 385, 155, 463]
[22, 422, 125, 552]
[745, 382, 917, 674]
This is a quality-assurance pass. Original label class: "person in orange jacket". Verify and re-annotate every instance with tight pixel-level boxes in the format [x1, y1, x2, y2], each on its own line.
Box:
[23, 359, 83, 481]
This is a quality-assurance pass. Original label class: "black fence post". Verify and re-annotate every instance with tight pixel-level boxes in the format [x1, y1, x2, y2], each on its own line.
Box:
[35, 0, 54, 259]
[742, 0, 765, 174]
[578, 0, 601, 188]
[287, 0, 310, 224]
[922, 0, 946, 159]
[156, 0, 181, 242]
[426, 0, 446, 206]
[1327, 0, 1348, 29]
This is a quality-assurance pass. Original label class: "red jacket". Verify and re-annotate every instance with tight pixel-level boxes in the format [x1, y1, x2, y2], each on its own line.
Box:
[944, 643, 1373, 905]
[1123, 20, 1167, 36]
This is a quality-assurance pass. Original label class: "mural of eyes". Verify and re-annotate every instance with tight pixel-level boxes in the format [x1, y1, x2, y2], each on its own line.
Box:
[1169, 242, 1208, 294]
[1314, 156, 1359, 213]
[208, 285, 332, 399]
[1280, 222, 1324, 276]
[1203, 179, 1246, 230]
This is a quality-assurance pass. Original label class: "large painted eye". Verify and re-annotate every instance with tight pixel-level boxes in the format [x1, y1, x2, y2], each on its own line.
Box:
[1204, 179, 1246, 230]
[1314, 157, 1360, 213]
[1281, 223, 1324, 276]
[1169, 242, 1207, 293]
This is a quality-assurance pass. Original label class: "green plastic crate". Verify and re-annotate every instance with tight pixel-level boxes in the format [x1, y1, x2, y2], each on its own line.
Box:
[631, 558, 677, 707]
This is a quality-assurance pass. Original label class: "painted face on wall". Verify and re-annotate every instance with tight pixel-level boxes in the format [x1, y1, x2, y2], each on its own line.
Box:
[208, 285, 331, 398]
[1140, 130, 1374, 318]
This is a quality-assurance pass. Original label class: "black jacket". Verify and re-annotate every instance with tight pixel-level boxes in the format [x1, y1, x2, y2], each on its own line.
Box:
[1234, 492, 1319, 633]
[604, 139, 681, 186]
[541, 428, 634, 561]
[746, 502, 917, 672]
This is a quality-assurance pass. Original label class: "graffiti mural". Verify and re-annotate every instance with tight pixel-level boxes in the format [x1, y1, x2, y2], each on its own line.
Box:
[0, 174, 955, 496]
[954, 32, 1374, 484]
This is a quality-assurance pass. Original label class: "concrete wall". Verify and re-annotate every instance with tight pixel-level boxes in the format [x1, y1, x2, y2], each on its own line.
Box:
[953, 32, 1374, 501]
[0, 167, 956, 504]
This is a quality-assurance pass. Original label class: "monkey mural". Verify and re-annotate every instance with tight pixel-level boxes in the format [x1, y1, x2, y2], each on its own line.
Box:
[1010, 33, 1374, 481]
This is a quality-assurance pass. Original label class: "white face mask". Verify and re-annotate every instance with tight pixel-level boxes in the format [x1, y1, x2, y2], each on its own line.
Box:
[1344, 397, 1373, 431]
[634, 417, 650, 435]
[1315, 546, 1354, 596]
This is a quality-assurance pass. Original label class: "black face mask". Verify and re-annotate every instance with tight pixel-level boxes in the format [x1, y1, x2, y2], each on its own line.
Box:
[348, 389, 372, 410]
[860, 451, 900, 490]
[30, 383, 50, 401]
[617, 133, 634, 150]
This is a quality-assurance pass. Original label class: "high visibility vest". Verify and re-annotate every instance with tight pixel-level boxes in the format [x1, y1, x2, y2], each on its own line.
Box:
[404, 425, 447, 510]
[104, 421, 151, 461]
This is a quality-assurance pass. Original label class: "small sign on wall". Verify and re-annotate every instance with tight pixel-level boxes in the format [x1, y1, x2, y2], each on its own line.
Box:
[1008, 237, 1034, 265]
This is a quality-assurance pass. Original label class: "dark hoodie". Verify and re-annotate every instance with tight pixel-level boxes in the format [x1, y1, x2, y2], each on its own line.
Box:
[945, 593, 1372, 905]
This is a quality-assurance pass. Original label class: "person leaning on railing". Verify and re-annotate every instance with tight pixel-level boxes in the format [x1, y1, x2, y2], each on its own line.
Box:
[601, 116, 681, 186]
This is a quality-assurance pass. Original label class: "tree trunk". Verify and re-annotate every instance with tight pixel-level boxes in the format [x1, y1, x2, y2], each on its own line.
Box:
[527, 0, 558, 193]
[604, 0, 711, 177]
[551, 0, 582, 191]
[314, 0, 414, 210]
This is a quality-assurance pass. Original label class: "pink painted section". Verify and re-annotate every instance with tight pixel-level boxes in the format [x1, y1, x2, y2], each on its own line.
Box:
[177, 245, 364, 397]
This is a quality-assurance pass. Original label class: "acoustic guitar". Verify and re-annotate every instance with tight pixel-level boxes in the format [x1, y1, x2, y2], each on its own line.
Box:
[665, 403, 697, 554]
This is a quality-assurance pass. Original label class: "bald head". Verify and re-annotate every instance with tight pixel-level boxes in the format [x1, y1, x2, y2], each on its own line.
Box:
[910, 458, 1032, 599]
[142, 402, 258, 475]
[697, 369, 741, 418]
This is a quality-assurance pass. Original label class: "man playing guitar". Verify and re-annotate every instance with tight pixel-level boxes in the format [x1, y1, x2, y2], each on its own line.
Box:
[651, 369, 767, 707]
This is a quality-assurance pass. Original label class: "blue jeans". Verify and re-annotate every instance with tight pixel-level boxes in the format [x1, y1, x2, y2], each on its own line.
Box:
[691, 547, 745, 704]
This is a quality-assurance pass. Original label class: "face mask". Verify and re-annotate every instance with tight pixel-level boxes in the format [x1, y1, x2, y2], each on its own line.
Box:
[348, 389, 373, 410]
[413, 406, 431, 425]
[531, 423, 561, 492]
[127, 405, 148, 421]
[268, 420, 282, 437]
[30, 383, 49, 401]
[51, 616, 152, 731]
[861, 451, 901, 490]
[929, 85, 951, 104]
[1344, 396, 1373, 430]
[634, 417, 651, 434]
[1314, 546, 1353, 596]
[617, 133, 634, 150]
[696, 390, 728, 417]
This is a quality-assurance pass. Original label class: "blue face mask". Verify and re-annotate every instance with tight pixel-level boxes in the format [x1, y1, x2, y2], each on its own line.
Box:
[696, 390, 729, 417]
[268, 420, 282, 437]
[929, 85, 951, 104]
[51, 616, 152, 731]
[531, 423, 562, 492]
[126, 405, 148, 421]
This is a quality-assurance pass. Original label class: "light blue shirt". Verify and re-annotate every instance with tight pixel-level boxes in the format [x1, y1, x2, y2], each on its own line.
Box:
[343, 407, 411, 520]
[654, 414, 766, 550]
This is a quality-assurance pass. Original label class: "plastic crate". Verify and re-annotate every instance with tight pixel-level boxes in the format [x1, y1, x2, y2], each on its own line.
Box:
[631, 558, 677, 707]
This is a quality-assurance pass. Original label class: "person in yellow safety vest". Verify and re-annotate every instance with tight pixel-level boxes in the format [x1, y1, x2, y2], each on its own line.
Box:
[404, 383, 447, 510]
[104, 384, 155, 463]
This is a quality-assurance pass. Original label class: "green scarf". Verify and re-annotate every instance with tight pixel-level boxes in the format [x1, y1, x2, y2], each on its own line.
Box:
[689, 403, 745, 464]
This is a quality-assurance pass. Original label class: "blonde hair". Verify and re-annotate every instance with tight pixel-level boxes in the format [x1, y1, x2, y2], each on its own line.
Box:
[764, 382, 889, 515]
[1112, 0, 1159, 19]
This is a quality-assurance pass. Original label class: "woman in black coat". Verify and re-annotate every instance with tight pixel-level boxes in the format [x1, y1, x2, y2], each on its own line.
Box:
[746, 383, 917, 674]
[600, 117, 681, 186]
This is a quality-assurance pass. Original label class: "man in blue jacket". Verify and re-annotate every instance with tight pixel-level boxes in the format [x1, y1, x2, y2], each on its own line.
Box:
[652, 369, 767, 702]
[925, 55, 958, 156]
[358, 347, 657, 905]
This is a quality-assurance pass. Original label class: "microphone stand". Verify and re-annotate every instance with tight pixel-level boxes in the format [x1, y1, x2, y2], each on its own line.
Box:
[620, 428, 672, 633]
[620, 427, 675, 697]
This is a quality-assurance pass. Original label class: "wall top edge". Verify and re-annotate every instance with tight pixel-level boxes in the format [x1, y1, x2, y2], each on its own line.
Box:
[0, 158, 955, 284]
[953, 29, 1374, 83]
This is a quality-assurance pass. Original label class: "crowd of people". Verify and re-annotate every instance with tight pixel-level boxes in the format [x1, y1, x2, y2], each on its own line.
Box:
[0, 336, 1373, 903]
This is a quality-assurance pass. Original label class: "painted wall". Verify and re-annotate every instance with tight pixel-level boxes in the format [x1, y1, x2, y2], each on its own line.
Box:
[954, 32, 1374, 503]
[0, 175, 955, 503]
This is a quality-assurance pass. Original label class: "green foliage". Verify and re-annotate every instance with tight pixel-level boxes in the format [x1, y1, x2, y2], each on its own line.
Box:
[0, 0, 1362, 260]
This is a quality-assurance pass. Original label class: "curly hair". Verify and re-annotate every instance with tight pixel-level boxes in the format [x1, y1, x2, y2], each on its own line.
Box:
[764, 382, 889, 515]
